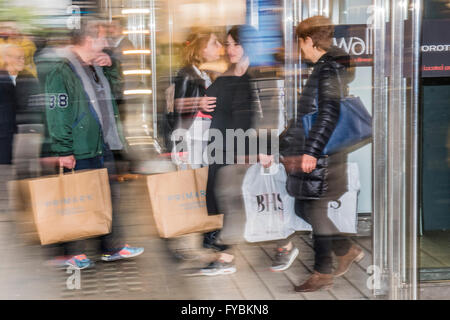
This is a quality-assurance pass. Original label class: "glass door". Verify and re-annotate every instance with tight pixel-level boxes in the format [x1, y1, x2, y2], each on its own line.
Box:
[283, 0, 422, 299]
[371, 0, 421, 299]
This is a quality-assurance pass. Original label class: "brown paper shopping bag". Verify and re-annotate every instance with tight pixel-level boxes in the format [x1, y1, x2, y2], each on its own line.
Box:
[15, 168, 112, 245]
[9, 179, 40, 244]
[146, 166, 223, 238]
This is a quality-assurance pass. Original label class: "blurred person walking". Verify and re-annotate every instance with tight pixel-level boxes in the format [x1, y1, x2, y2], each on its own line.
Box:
[167, 29, 223, 262]
[194, 25, 260, 276]
[36, 19, 143, 270]
[104, 18, 137, 104]
[107, 18, 135, 64]
[0, 44, 26, 164]
[2, 44, 44, 179]
[0, 44, 18, 222]
[0, 21, 37, 77]
[171, 28, 222, 169]
[264, 16, 363, 291]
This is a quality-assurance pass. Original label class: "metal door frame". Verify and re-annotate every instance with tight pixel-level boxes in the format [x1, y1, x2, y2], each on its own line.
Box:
[372, 0, 421, 300]
[283, 0, 422, 299]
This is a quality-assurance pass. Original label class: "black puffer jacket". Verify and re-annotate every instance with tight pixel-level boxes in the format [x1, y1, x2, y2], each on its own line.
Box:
[298, 46, 354, 158]
[282, 47, 353, 200]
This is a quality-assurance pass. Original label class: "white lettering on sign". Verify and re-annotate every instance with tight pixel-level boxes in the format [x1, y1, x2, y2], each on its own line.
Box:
[333, 28, 374, 56]
[421, 44, 450, 52]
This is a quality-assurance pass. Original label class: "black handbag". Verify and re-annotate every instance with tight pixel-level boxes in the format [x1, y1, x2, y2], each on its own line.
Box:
[279, 119, 305, 157]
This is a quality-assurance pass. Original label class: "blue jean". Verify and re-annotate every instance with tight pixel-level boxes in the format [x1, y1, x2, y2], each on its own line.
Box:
[61, 145, 123, 256]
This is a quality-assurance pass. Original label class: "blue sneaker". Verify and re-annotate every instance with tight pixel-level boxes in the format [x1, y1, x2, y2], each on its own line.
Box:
[101, 244, 144, 262]
[65, 254, 93, 270]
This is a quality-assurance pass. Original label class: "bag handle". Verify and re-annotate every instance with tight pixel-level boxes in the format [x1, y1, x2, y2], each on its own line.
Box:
[176, 163, 193, 171]
[333, 65, 346, 98]
[308, 63, 346, 116]
[59, 166, 75, 175]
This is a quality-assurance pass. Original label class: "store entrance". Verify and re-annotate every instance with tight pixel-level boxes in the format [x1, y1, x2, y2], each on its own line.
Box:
[419, 76, 450, 281]
[417, 2, 450, 283]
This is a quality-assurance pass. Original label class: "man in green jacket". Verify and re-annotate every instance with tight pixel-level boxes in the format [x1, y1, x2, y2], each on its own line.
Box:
[37, 19, 144, 269]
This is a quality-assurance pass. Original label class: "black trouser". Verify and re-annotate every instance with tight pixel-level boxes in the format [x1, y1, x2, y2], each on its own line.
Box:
[295, 199, 352, 274]
[203, 162, 229, 251]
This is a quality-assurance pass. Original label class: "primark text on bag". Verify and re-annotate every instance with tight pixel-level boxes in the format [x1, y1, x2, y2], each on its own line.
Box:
[146, 166, 223, 238]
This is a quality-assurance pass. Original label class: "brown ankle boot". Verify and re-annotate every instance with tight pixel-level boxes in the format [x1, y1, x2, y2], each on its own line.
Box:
[333, 244, 364, 277]
[294, 271, 334, 292]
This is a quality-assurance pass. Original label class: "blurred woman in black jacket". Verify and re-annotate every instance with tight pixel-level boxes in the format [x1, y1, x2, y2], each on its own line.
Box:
[4, 44, 43, 178]
[265, 16, 364, 291]
[294, 16, 364, 292]
[165, 29, 223, 262]
[171, 28, 222, 168]
[196, 25, 259, 276]
[0, 69, 16, 164]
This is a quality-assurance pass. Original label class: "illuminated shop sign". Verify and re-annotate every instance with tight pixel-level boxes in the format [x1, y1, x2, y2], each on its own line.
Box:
[333, 24, 374, 67]
[421, 19, 450, 78]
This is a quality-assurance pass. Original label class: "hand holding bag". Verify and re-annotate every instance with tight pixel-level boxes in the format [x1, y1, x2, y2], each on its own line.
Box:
[284, 155, 329, 200]
[278, 122, 330, 200]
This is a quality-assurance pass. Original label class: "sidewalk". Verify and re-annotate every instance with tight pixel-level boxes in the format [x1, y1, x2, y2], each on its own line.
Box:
[2, 169, 448, 300]
[0, 177, 376, 300]
[0, 223, 377, 300]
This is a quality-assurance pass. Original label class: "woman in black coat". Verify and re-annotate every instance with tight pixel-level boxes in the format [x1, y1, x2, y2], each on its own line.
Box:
[197, 25, 259, 276]
[263, 16, 363, 291]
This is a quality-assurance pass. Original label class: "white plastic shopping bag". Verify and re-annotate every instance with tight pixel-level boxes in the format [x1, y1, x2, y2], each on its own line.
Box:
[241, 162, 360, 242]
[326, 162, 360, 234]
[291, 162, 360, 234]
[284, 194, 312, 232]
[242, 163, 310, 242]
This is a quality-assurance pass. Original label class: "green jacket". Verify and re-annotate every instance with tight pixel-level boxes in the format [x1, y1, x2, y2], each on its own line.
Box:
[37, 48, 124, 160]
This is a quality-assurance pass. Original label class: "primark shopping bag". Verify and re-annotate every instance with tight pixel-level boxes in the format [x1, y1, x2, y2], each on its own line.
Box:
[242, 163, 311, 243]
[146, 166, 223, 238]
[17, 168, 112, 245]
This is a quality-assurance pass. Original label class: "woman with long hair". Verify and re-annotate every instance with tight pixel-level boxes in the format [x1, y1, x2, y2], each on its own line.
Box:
[172, 28, 223, 169]
[167, 28, 224, 262]
[196, 25, 260, 276]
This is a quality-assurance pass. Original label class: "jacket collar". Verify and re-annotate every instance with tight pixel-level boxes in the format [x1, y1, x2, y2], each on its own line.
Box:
[315, 46, 352, 68]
